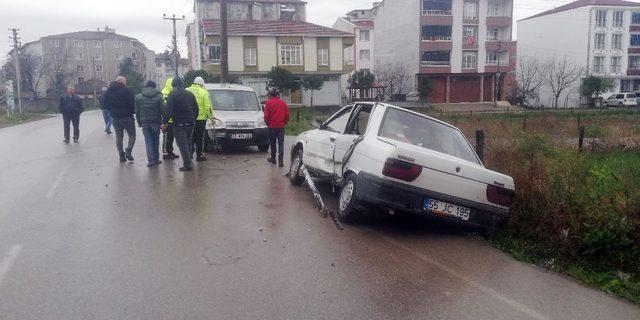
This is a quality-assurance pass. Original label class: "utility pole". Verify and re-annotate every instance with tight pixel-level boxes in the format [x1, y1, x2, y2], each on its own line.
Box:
[494, 41, 503, 108]
[9, 28, 22, 113]
[220, 0, 229, 83]
[91, 57, 97, 106]
[163, 14, 185, 78]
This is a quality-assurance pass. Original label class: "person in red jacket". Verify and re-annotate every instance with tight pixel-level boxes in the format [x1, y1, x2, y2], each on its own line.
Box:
[263, 87, 290, 167]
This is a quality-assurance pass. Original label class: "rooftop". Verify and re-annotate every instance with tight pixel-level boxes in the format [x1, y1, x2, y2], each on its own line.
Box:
[202, 19, 353, 37]
[520, 0, 640, 22]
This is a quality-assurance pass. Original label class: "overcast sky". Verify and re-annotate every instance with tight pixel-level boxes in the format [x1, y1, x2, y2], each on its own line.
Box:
[0, 0, 582, 60]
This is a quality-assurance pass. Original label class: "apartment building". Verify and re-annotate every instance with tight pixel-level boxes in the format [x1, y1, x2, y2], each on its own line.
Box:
[373, 0, 515, 103]
[333, 8, 375, 73]
[190, 0, 355, 106]
[36, 28, 155, 95]
[155, 53, 190, 86]
[518, 0, 640, 107]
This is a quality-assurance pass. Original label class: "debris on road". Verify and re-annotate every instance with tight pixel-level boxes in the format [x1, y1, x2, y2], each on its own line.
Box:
[299, 165, 343, 230]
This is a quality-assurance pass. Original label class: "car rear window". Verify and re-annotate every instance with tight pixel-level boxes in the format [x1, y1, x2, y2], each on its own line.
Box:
[378, 108, 480, 164]
[209, 90, 260, 111]
[627, 93, 637, 98]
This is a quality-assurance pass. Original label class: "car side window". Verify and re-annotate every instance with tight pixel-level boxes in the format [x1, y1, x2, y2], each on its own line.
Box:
[616, 94, 624, 99]
[345, 108, 372, 135]
[324, 108, 353, 133]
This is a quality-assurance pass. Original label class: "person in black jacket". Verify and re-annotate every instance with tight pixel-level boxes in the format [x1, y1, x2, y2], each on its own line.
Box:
[58, 86, 83, 143]
[103, 76, 136, 162]
[162, 77, 199, 171]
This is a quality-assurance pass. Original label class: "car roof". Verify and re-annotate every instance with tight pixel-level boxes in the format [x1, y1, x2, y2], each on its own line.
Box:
[378, 103, 461, 131]
[203, 83, 256, 92]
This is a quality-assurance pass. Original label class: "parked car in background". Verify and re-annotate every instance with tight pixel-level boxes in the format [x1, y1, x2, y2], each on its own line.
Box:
[288, 102, 515, 232]
[634, 92, 640, 106]
[602, 93, 637, 107]
[204, 84, 270, 152]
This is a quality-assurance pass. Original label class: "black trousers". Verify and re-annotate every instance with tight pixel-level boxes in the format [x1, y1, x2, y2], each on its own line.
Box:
[63, 113, 80, 141]
[112, 117, 136, 154]
[193, 120, 207, 157]
[162, 124, 176, 155]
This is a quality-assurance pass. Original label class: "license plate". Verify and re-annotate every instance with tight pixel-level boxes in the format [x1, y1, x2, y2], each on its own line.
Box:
[423, 198, 471, 221]
[231, 133, 252, 139]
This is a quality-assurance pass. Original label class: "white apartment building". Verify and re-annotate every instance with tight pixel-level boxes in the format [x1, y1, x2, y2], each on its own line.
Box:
[154, 53, 190, 86]
[373, 0, 515, 103]
[518, 0, 640, 107]
[333, 9, 375, 73]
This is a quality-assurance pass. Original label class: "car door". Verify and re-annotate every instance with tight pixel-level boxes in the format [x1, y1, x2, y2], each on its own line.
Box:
[332, 104, 373, 175]
[304, 106, 353, 174]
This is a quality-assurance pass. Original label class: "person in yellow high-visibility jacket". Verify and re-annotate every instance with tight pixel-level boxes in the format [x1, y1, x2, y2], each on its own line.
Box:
[161, 78, 179, 160]
[187, 76, 213, 161]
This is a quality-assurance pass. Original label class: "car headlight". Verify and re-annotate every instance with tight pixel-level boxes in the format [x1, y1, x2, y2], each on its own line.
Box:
[213, 119, 225, 129]
[256, 117, 267, 128]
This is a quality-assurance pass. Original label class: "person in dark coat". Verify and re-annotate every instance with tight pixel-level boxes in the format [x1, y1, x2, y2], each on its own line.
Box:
[135, 81, 164, 167]
[162, 77, 199, 171]
[58, 86, 84, 143]
[103, 76, 136, 162]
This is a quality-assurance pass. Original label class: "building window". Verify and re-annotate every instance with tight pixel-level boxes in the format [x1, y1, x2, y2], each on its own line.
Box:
[208, 45, 221, 64]
[612, 34, 623, 50]
[593, 56, 604, 73]
[94, 41, 102, 48]
[114, 41, 122, 48]
[629, 56, 640, 69]
[633, 12, 640, 24]
[77, 77, 85, 84]
[156, 63, 162, 68]
[359, 30, 370, 41]
[317, 48, 329, 66]
[76, 65, 84, 73]
[244, 47, 257, 66]
[132, 53, 138, 61]
[422, 0, 452, 15]
[631, 34, 640, 47]
[359, 50, 371, 61]
[51, 40, 60, 47]
[463, 1, 478, 20]
[361, 68, 371, 74]
[595, 33, 606, 50]
[487, 51, 500, 65]
[96, 65, 103, 72]
[74, 40, 83, 48]
[611, 56, 621, 73]
[421, 25, 452, 41]
[279, 44, 302, 65]
[487, 28, 499, 41]
[462, 51, 477, 69]
[74, 52, 84, 60]
[115, 53, 123, 60]
[463, 26, 478, 45]
[94, 52, 103, 60]
[596, 10, 607, 28]
[613, 11, 624, 28]
[421, 50, 450, 66]
[487, 1, 503, 17]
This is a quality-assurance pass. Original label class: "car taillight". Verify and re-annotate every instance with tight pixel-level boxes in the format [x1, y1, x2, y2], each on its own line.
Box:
[382, 158, 422, 182]
[486, 184, 515, 207]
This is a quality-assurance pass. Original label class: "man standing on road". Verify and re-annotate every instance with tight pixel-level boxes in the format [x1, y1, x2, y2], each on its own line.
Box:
[187, 76, 213, 162]
[59, 86, 84, 143]
[104, 76, 136, 163]
[162, 77, 199, 172]
[135, 81, 164, 167]
[161, 78, 179, 160]
[263, 87, 290, 168]
[98, 86, 112, 134]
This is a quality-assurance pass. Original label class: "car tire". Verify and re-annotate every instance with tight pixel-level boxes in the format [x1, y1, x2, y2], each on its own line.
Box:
[619, 102, 624, 108]
[258, 144, 269, 152]
[337, 173, 362, 223]
[289, 149, 305, 186]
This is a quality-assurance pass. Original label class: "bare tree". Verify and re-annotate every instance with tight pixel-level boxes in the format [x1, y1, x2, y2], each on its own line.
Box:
[2, 52, 48, 99]
[43, 45, 76, 97]
[544, 56, 583, 108]
[375, 60, 413, 100]
[514, 55, 545, 107]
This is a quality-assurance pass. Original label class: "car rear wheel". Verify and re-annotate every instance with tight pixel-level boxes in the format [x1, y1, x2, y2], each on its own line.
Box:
[338, 174, 361, 223]
[289, 149, 305, 186]
[258, 144, 269, 152]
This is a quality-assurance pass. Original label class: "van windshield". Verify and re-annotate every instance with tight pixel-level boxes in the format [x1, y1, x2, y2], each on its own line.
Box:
[209, 90, 260, 111]
[378, 108, 480, 164]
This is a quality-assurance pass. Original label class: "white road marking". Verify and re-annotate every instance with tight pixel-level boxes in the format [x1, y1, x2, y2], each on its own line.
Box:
[379, 236, 550, 320]
[0, 245, 22, 288]
[46, 164, 71, 199]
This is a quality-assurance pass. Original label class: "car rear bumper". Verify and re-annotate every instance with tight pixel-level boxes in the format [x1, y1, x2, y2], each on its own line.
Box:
[355, 172, 510, 229]
[207, 128, 269, 147]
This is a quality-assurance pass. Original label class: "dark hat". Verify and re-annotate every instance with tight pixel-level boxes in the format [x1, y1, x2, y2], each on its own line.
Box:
[145, 80, 157, 88]
[172, 77, 184, 88]
[268, 87, 279, 97]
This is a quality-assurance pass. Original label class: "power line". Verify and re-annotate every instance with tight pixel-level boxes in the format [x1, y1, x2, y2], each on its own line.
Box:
[163, 14, 186, 78]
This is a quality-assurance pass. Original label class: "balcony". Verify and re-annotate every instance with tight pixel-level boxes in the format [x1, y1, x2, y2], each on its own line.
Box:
[422, 0, 452, 16]
[627, 68, 640, 76]
[422, 9, 451, 15]
[422, 35, 452, 41]
[487, 16, 512, 27]
[421, 60, 450, 67]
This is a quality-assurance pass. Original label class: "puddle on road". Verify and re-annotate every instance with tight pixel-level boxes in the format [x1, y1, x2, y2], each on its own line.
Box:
[201, 246, 248, 267]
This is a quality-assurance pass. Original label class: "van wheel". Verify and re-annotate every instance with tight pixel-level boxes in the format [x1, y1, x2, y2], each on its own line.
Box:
[619, 102, 624, 108]
[289, 149, 305, 186]
[338, 173, 362, 223]
[258, 144, 269, 152]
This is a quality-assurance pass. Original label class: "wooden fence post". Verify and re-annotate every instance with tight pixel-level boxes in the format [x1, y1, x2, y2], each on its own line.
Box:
[476, 130, 485, 162]
[577, 115, 581, 130]
[522, 115, 527, 132]
[578, 126, 585, 152]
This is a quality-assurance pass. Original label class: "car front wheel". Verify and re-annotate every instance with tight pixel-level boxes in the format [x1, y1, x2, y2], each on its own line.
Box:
[289, 149, 305, 186]
[619, 102, 624, 108]
[338, 174, 361, 223]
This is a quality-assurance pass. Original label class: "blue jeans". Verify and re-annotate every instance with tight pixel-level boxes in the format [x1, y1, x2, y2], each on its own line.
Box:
[102, 109, 112, 132]
[141, 123, 161, 165]
[269, 128, 285, 162]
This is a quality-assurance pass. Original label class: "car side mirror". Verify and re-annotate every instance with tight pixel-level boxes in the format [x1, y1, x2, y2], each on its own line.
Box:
[311, 118, 323, 129]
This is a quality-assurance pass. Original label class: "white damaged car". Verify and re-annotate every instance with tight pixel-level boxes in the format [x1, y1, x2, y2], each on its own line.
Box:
[289, 102, 515, 231]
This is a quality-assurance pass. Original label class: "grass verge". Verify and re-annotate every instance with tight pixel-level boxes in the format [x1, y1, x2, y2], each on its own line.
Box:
[0, 113, 51, 128]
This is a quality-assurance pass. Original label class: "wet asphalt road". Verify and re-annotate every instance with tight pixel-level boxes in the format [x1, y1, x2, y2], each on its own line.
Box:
[0, 111, 639, 320]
